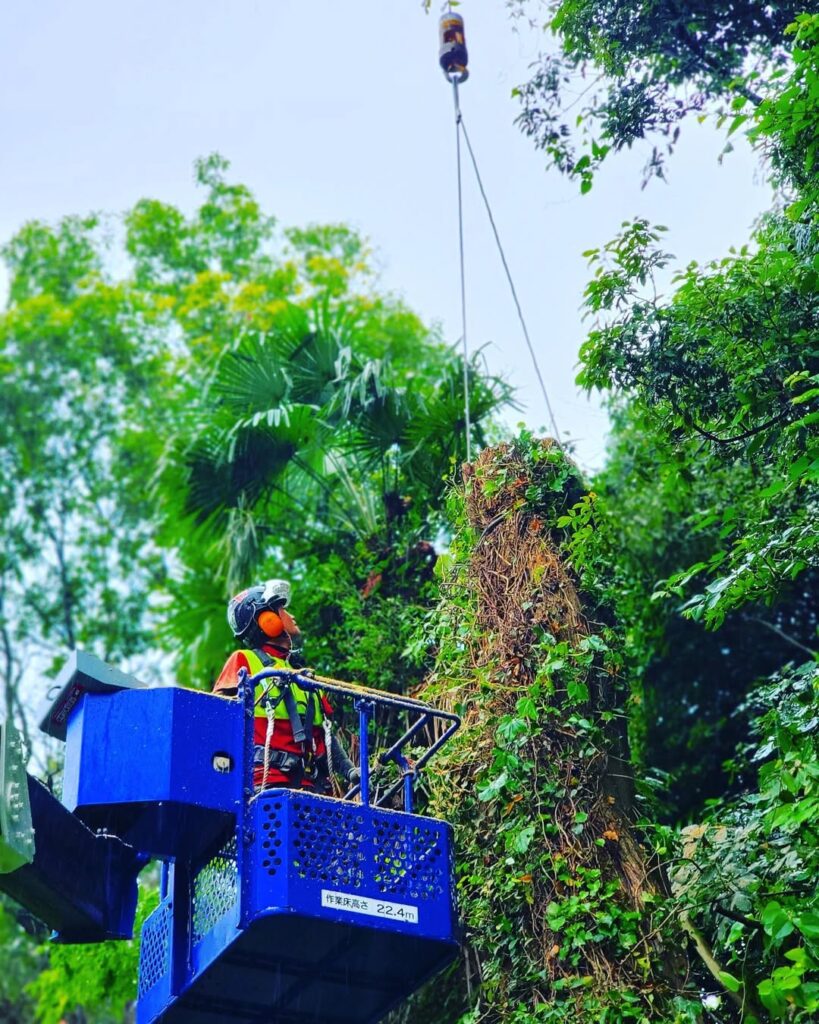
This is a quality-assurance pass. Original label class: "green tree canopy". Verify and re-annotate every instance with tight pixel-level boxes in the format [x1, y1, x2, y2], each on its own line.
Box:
[514, 0, 803, 186]
[0, 153, 512, 1024]
[507, 8, 819, 1019]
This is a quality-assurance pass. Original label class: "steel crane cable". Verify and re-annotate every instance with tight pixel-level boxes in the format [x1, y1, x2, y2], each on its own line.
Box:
[451, 79, 472, 463]
[456, 108, 564, 451]
[441, 9, 563, 455]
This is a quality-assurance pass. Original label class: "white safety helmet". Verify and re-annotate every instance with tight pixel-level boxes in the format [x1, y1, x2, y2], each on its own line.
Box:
[227, 579, 292, 639]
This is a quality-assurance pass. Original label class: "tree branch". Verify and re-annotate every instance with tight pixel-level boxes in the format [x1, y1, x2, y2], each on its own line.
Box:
[712, 903, 762, 932]
[688, 408, 789, 445]
[744, 615, 817, 659]
[669, 3, 763, 107]
[41, 507, 76, 649]
[680, 912, 764, 1018]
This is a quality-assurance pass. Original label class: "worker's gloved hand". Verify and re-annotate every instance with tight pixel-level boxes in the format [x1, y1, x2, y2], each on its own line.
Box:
[287, 650, 307, 669]
[346, 767, 361, 785]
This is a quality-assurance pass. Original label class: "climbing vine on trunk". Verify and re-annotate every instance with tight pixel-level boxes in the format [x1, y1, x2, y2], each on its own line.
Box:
[422, 435, 703, 1023]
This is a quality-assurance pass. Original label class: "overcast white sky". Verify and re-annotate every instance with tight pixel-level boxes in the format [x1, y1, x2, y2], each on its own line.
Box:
[0, 1, 772, 472]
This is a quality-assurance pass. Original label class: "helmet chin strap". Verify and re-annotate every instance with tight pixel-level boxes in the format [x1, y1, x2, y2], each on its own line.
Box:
[261, 625, 301, 659]
[281, 627, 306, 668]
[244, 612, 304, 666]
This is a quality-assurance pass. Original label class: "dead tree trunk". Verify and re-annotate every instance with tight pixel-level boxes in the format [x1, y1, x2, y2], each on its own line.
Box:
[420, 439, 697, 1024]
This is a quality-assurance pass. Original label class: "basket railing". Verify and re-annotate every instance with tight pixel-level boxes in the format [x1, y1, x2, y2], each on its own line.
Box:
[237, 668, 460, 811]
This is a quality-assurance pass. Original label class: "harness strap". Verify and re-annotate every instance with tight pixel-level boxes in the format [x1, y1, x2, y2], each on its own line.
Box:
[304, 687, 317, 752]
[254, 748, 305, 773]
[253, 648, 311, 747]
[252, 648, 323, 758]
[282, 686, 308, 745]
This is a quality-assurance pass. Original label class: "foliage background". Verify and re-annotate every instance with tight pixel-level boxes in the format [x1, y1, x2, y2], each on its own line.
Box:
[1, 3, 818, 1023]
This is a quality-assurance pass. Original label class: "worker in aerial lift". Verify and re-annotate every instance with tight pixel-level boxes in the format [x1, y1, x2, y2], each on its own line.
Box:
[213, 579, 358, 793]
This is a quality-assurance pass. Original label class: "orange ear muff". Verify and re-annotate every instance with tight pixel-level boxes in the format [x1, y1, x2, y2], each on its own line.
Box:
[257, 609, 285, 638]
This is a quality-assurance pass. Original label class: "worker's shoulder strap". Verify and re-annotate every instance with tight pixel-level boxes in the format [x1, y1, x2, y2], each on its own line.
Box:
[250, 648, 274, 669]
[246, 648, 292, 672]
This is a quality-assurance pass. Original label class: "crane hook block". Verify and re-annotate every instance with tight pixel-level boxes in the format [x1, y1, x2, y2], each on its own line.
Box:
[439, 12, 468, 82]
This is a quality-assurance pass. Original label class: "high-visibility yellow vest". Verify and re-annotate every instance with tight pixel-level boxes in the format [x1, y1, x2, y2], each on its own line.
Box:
[242, 649, 320, 723]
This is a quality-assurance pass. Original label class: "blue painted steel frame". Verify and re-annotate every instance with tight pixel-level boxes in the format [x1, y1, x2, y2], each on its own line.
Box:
[238, 667, 462, 809]
[136, 668, 461, 1024]
[62, 687, 243, 859]
[137, 789, 458, 1024]
[9, 648, 462, 1023]
[0, 775, 143, 943]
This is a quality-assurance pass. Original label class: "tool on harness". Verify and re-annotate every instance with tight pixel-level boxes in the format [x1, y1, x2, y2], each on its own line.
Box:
[439, 11, 468, 82]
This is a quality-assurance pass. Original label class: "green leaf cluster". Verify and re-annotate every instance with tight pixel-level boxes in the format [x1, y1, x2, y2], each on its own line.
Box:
[513, 0, 802, 186]
[525, 9, 819, 1021]
[671, 664, 819, 1021]
[25, 884, 159, 1024]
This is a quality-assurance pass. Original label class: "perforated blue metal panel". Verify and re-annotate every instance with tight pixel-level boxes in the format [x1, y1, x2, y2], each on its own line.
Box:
[190, 834, 241, 984]
[138, 899, 172, 999]
[136, 791, 458, 1024]
[373, 816, 448, 902]
[290, 797, 367, 889]
[247, 792, 455, 942]
[192, 835, 239, 944]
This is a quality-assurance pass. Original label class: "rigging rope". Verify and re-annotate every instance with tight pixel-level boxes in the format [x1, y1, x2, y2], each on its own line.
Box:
[440, 11, 563, 453]
[457, 111, 564, 451]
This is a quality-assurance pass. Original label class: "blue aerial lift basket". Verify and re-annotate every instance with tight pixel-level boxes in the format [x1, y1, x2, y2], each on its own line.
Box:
[2, 652, 462, 1024]
[139, 791, 456, 1024]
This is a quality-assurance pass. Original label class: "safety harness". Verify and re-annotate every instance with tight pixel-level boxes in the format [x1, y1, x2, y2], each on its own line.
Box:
[252, 649, 322, 791]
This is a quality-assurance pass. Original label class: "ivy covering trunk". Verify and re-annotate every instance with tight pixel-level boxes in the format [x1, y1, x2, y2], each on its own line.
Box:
[422, 436, 706, 1023]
